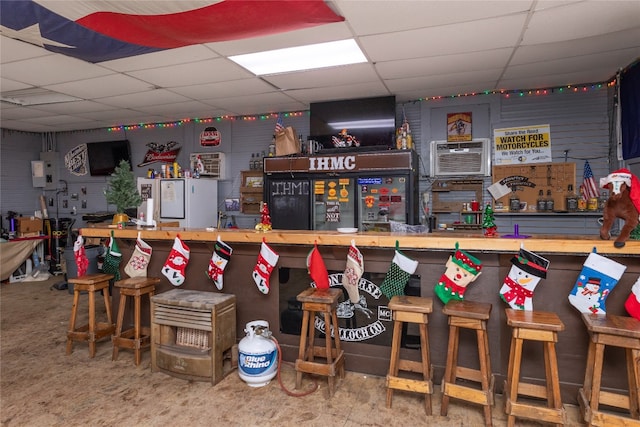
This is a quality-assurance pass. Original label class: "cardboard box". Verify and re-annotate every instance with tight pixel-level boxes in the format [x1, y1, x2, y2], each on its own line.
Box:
[17, 217, 43, 234]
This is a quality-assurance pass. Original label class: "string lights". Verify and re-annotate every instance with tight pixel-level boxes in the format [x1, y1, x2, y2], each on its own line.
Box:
[107, 79, 615, 132]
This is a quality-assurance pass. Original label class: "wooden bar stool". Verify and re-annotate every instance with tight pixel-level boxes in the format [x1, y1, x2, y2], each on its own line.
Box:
[578, 313, 640, 426]
[441, 300, 494, 426]
[386, 295, 433, 415]
[112, 277, 161, 365]
[66, 273, 116, 358]
[295, 287, 345, 397]
[504, 309, 566, 426]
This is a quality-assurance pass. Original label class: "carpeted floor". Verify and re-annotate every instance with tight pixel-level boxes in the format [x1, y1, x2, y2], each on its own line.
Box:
[1, 276, 583, 426]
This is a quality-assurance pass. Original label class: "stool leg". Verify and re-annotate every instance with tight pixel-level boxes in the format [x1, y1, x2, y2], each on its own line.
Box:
[88, 290, 96, 358]
[386, 320, 402, 408]
[588, 342, 605, 419]
[112, 293, 127, 361]
[134, 293, 142, 366]
[477, 328, 493, 427]
[296, 309, 310, 390]
[331, 308, 344, 379]
[543, 340, 563, 427]
[440, 323, 459, 416]
[102, 285, 113, 325]
[66, 290, 80, 355]
[506, 336, 523, 427]
[582, 336, 596, 410]
[323, 310, 335, 396]
[419, 322, 432, 415]
[626, 348, 640, 419]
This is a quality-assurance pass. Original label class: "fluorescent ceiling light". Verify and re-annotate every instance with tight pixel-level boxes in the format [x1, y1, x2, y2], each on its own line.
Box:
[229, 39, 367, 75]
[1, 88, 82, 106]
[328, 119, 395, 129]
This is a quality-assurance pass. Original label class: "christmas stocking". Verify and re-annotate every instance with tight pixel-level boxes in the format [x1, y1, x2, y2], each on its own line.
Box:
[162, 235, 190, 286]
[102, 231, 122, 281]
[252, 239, 279, 294]
[380, 241, 418, 300]
[307, 242, 329, 290]
[624, 276, 640, 320]
[207, 235, 233, 290]
[499, 246, 550, 311]
[434, 242, 482, 304]
[568, 248, 627, 314]
[343, 240, 364, 303]
[73, 234, 89, 277]
[124, 232, 152, 278]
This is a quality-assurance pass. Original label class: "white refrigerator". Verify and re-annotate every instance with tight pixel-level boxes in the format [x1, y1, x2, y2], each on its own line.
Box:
[137, 178, 218, 228]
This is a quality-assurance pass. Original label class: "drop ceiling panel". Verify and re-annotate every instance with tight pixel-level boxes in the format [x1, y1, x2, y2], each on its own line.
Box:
[1, 54, 112, 86]
[100, 44, 220, 72]
[360, 15, 526, 62]
[263, 63, 379, 90]
[170, 78, 275, 99]
[96, 89, 191, 109]
[45, 74, 155, 99]
[127, 58, 253, 88]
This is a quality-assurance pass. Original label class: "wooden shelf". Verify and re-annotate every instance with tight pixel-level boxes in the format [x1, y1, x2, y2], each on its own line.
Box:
[431, 179, 483, 213]
[240, 170, 263, 214]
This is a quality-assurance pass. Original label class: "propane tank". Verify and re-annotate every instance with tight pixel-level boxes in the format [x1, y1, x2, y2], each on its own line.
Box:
[238, 320, 278, 387]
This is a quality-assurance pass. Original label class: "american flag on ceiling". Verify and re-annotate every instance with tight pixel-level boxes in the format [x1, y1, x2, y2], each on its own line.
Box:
[580, 160, 600, 201]
[0, 1, 344, 63]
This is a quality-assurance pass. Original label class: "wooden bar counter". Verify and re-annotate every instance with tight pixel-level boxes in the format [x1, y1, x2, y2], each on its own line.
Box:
[81, 225, 639, 404]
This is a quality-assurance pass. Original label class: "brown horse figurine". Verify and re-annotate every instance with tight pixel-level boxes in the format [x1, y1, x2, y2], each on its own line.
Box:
[600, 181, 640, 248]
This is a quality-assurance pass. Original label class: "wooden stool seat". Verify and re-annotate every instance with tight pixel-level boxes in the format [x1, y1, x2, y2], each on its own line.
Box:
[295, 287, 345, 397]
[66, 273, 115, 358]
[441, 300, 494, 426]
[386, 295, 434, 415]
[578, 313, 640, 426]
[112, 277, 160, 366]
[504, 309, 567, 426]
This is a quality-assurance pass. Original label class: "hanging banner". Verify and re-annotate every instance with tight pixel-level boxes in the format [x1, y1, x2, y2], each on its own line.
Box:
[493, 124, 552, 165]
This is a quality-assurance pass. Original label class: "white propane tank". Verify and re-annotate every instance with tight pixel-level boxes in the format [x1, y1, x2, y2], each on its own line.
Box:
[238, 320, 278, 387]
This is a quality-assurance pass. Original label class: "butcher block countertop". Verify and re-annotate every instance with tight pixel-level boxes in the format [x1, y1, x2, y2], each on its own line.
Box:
[80, 226, 640, 257]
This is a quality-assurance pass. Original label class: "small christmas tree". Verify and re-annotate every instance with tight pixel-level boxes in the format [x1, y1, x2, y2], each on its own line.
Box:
[255, 202, 273, 232]
[105, 160, 141, 214]
[482, 203, 498, 237]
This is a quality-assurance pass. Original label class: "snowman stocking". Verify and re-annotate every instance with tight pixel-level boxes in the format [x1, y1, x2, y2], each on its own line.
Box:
[73, 234, 89, 277]
[343, 240, 364, 303]
[499, 247, 550, 311]
[568, 248, 627, 314]
[434, 242, 482, 304]
[124, 232, 152, 278]
[252, 239, 279, 294]
[207, 236, 232, 290]
[162, 235, 190, 286]
[380, 241, 418, 300]
[624, 276, 640, 320]
[307, 242, 329, 290]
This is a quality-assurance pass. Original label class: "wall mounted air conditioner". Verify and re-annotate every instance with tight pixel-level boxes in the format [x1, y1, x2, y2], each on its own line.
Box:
[429, 139, 491, 177]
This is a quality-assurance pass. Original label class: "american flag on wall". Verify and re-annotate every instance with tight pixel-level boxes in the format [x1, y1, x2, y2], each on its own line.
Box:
[580, 160, 600, 201]
[0, 1, 344, 63]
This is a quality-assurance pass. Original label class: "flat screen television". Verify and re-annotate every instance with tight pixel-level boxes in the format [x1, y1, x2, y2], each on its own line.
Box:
[310, 96, 396, 150]
[87, 140, 132, 176]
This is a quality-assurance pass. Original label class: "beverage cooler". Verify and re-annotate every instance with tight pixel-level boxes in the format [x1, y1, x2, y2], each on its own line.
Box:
[137, 177, 218, 228]
[264, 150, 419, 231]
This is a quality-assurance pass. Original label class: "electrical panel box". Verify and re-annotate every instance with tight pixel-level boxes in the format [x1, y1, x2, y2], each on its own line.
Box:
[39, 152, 58, 190]
[31, 160, 45, 187]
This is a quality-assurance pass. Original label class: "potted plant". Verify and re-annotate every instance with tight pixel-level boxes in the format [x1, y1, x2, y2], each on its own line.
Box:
[105, 160, 142, 224]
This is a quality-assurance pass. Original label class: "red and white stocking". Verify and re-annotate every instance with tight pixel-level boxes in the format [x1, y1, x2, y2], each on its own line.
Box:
[124, 232, 152, 278]
[73, 234, 89, 277]
[208, 235, 232, 290]
[162, 236, 190, 286]
[625, 276, 640, 321]
[252, 239, 279, 294]
[343, 240, 364, 303]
